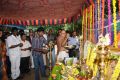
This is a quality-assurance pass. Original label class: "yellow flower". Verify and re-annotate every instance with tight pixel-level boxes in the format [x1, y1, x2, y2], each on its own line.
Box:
[68, 75, 74, 80]
[111, 58, 120, 80]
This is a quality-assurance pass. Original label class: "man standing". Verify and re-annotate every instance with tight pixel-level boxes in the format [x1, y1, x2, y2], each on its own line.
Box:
[32, 27, 48, 80]
[7, 28, 23, 80]
[0, 29, 7, 80]
[57, 30, 69, 61]
[68, 31, 80, 58]
[20, 33, 31, 74]
[27, 29, 34, 68]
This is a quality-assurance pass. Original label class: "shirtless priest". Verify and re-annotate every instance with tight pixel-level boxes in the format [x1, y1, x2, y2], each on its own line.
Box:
[56, 30, 69, 61]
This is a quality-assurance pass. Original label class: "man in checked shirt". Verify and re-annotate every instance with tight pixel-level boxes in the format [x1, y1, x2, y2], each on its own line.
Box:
[32, 27, 48, 80]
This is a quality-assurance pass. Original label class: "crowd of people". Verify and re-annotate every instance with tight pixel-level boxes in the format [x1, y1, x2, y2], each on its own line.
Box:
[0, 27, 80, 80]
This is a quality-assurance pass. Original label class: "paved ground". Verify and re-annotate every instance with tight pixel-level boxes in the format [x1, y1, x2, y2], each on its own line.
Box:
[21, 69, 48, 80]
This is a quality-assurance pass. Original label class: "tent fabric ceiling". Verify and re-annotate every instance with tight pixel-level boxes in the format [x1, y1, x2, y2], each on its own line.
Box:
[0, 0, 85, 20]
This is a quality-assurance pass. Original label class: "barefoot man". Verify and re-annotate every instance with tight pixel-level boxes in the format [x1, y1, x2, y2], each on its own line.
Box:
[56, 30, 69, 61]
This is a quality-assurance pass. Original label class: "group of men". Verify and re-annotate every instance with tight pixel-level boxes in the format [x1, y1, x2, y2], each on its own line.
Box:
[0, 27, 80, 80]
[4, 27, 49, 80]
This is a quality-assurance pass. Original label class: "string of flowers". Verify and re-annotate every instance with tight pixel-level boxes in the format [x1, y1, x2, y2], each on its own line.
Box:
[97, 0, 100, 30]
[90, 5, 92, 41]
[95, 1, 98, 43]
[82, 10, 85, 42]
[102, 0, 105, 34]
[112, 0, 117, 48]
[108, 0, 111, 44]
[86, 8, 88, 41]
[92, 4, 95, 43]
[119, 0, 120, 16]
[86, 45, 98, 77]
[84, 10, 86, 42]
[111, 57, 120, 80]
[88, 7, 90, 40]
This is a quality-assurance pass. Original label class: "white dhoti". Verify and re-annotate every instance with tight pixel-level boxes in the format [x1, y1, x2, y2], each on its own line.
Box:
[9, 53, 21, 79]
[57, 51, 69, 61]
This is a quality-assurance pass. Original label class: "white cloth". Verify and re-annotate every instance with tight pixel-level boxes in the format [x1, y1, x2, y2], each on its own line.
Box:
[57, 51, 69, 61]
[84, 40, 91, 59]
[21, 40, 31, 57]
[43, 34, 47, 65]
[43, 34, 47, 40]
[30, 54, 34, 68]
[68, 36, 79, 49]
[9, 54, 20, 79]
[7, 35, 21, 79]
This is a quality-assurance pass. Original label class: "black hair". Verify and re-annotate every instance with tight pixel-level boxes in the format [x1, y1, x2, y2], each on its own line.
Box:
[0, 28, 2, 32]
[37, 27, 44, 32]
[20, 33, 26, 38]
[12, 27, 18, 32]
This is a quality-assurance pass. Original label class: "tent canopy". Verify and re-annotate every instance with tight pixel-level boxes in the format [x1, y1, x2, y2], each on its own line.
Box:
[0, 0, 87, 20]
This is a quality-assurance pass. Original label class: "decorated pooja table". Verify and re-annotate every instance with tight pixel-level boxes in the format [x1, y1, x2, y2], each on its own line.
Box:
[49, 39, 120, 80]
[49, 58, 92, 80]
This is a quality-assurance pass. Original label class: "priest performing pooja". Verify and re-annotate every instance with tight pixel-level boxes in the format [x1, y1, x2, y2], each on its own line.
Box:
[0, 0, 120, 80]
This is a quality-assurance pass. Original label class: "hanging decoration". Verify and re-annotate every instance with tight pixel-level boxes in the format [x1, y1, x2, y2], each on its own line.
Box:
[86, 8, 88, 41]
[112, 0, 117, 48]
[108, 0, 112, 44]
[111, 58, 120, 80]
[101, 0, 105, 34]
[97, 0, 100, 30]
[92, 4, 95, 43]
[90, 5, 92, 41]
[84, 9, 86, 43]
[82, 10, 85, 42]
[0, 16, 77, 26]
[88, 7, 90, 40]
[119, 0, 120, 16]
[95, 1, 98, 43]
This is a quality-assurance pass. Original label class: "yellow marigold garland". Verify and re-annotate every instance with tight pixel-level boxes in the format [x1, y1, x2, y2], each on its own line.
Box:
[90, 5, 92, 41]
[111, 58, 120, 80]
[86, 44, 98, 77]
[97, 0, 100, 29]
[93, 64, 98, 77]
[89, 47, 97, 70]
[112, 0, 117, 48]
[86, 44, 91, 66]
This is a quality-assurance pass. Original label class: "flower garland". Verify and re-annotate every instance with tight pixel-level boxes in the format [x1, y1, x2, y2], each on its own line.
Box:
[82, 10, 85, 42]
[119, 0, 120, 16]
[86, 8, 88, 41]
[84, 10, 86, 42]
[86, 44, 92, 66]
[102, 0, 105, 34]
[92, 4, 95, 43]
[108, 0, 111, 44]
[90, 5, 92, 41]
[88, 7, 90, 40]
[97, 0, 100, 29]
[111, 58, 120, 80]
[95, 1, 98, 43]
[112, 0, 117, 48]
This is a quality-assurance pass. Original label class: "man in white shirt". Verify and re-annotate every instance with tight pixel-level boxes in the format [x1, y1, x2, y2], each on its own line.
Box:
[7, 28, 23, 80]
[68, 31, 80, 58]
[20, 33, 31, 74]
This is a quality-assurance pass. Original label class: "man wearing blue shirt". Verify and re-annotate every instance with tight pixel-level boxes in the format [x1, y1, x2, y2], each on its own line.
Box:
[68, 31, 80, 58]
